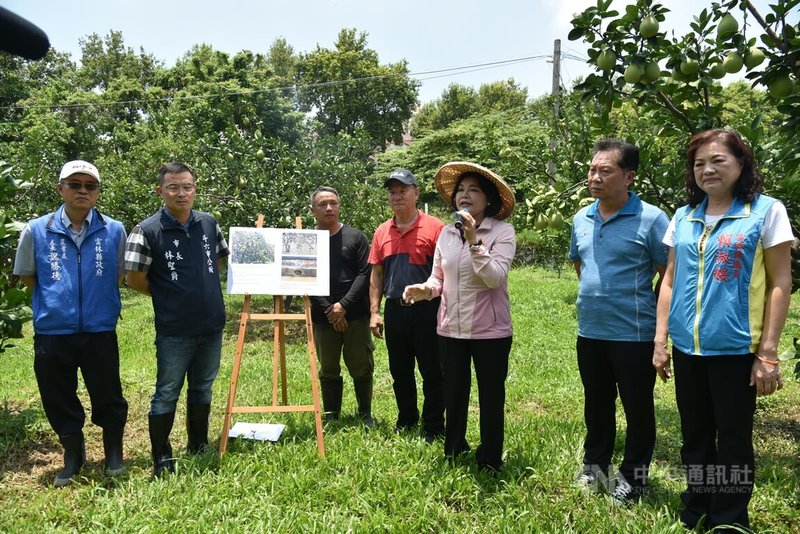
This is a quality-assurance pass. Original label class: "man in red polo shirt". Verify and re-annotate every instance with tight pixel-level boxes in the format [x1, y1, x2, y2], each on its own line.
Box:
[369, 168, 445, 442]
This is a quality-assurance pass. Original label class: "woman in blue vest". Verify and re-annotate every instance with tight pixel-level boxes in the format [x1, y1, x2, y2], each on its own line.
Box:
[652, 129, 792, 532]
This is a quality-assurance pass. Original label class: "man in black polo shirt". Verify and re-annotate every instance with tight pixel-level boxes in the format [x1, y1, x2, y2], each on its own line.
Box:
[368, 168, 445, 442]
[125, 161, 229, 476]
[309, 186, 374, 426]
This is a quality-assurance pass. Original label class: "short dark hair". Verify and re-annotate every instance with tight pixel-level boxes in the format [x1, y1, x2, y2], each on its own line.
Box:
[684, 129, 763, 207]
[593, 139, 639, 172]
[158, 161, 195, 185]
[310, 186, 340, 206]
[449, 172, 502, 219]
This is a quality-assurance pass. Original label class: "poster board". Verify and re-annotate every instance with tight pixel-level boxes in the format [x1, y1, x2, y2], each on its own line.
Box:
[218, 215, 325, 457]
[226, 227, 330, 296]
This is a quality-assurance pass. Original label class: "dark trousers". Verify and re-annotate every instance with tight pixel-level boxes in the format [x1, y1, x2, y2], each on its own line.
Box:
[576, 336, 656, 487]
[314, 317, 375, 383]
[673, 348, 756, 532]
[384, 298, 444, 433]
[439, 335, 512, 470]
[33, 332, 128, 436]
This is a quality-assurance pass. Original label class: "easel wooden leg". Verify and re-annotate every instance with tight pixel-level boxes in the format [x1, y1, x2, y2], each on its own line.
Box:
[305, 296, 325, 457]
[280, 307, 288, 406]
[272, 297, 283, 406]
[219, 295, 251, 454]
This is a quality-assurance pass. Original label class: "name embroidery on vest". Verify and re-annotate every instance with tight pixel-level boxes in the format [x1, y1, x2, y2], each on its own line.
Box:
[94, 237, 105, 276]
[712, 233, 745, 282]
[203, 234, 214, 273]
[47, 239, 65, 280]
[165, 238, 185, 281]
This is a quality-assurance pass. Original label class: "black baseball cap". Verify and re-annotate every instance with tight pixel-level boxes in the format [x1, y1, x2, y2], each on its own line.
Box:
[384, 168, 417, 187]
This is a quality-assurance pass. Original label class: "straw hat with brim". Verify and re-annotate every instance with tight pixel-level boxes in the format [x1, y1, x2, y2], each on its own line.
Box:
[434, 162, 515, 221]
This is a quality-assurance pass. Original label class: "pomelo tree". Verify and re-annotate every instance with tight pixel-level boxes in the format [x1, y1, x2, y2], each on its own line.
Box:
[565, 0, 800, 290]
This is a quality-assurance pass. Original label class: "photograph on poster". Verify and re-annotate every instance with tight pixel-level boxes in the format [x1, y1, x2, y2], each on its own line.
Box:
[230, 228, 275, 264]
[227, 227, 330, 296]
[281, 231, 317, 281]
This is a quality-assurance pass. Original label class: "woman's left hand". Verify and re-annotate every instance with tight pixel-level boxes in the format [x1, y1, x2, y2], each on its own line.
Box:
[750, 355, 784, 397]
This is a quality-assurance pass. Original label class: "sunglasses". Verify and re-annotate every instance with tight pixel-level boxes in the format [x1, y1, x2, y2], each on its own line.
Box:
[62, 181, 100, 191]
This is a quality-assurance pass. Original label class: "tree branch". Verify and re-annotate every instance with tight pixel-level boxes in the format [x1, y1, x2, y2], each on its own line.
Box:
[654, 91, 696, 133]
[745, 1, 788, 54]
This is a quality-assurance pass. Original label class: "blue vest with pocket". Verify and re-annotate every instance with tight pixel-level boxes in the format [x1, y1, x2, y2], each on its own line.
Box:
[29, 206, 123, 334]
[669, 195, 777, 356]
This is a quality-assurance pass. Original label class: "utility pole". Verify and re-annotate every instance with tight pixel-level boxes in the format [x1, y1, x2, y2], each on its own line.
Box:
[547, 39, 561, 182]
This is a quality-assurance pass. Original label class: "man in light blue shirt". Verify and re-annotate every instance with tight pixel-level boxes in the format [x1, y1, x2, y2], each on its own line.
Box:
[568, 140, 669, 505]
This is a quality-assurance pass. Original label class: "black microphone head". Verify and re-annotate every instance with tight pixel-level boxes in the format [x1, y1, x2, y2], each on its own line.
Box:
[0, 7, 50, 60]
[454, 211, 463, 229]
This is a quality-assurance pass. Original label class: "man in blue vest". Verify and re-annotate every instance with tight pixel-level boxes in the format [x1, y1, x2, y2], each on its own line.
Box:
[125, 161, 229, 476]
[569, 140, 669, 505]
[14, 160, 128, 487]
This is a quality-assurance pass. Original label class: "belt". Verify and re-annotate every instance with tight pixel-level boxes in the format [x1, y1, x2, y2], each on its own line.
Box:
[386, 297, 437, 307]
[386, 297, 414, 307]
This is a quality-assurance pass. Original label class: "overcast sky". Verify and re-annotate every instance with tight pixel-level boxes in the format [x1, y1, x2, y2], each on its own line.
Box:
[3, 0, 793, 103]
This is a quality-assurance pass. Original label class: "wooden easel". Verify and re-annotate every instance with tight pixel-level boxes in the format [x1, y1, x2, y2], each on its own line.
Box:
[219, 214, 325, 457]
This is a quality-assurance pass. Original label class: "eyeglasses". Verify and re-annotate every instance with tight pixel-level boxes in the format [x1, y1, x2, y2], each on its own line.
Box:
[163, 184, 196, 193]
[62, 181, 100, 191]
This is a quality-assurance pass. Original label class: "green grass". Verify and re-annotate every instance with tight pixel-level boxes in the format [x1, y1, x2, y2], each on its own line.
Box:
[0, 267, 797, 533]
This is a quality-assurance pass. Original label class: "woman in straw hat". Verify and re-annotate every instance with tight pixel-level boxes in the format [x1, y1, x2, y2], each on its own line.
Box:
[403, 162, 516, 473]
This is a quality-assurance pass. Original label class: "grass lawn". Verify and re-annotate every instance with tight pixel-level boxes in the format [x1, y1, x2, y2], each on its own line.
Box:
[0, 266, 797, 532]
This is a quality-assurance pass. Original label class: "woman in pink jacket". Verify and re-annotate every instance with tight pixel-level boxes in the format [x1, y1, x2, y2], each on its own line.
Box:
[404, 162, 516, 473]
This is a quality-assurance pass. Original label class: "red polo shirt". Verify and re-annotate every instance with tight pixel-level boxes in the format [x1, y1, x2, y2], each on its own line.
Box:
[368, 211, 444, 299]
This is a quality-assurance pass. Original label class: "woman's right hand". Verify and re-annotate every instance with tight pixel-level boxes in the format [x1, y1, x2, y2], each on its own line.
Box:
[653, 343, 671, 382]
[750, 357, 784, 397]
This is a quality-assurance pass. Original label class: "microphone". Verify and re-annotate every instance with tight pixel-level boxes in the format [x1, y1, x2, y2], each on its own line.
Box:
[454, 211, 463, 230]
[0, 7, 50, 60]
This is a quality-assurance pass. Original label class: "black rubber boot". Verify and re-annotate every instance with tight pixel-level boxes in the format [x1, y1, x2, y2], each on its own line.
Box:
[148, 412, 176, 477]
[186, 403, 211, 454]
[54, 432, 86, 487]
[354, 377, 375, 428]
[320, 378, 343, 422]
[103, 427, 125, 476]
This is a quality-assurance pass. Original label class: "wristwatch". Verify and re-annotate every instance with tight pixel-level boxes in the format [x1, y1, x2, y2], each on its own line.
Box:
[469, 240, 483, 250]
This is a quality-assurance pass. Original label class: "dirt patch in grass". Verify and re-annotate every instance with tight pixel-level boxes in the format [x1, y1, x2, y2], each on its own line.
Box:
[0, 396, 157, 488]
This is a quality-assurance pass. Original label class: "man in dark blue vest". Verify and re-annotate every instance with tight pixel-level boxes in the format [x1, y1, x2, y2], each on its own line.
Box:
[125, 161, 229, 476]
[14, 160, 128, 486]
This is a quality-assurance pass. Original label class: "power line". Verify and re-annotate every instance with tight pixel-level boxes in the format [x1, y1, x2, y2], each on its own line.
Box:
[564, 47, 589, 61]
[0, 54, 555, 112]
[416, 57, 547, 82]
[413, 55, 549, 77]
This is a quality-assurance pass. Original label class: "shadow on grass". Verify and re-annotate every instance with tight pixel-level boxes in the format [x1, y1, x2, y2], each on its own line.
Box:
[0, 402, 145, 488]
[753, 412, 800, 479]
[0, 402, 58, 480]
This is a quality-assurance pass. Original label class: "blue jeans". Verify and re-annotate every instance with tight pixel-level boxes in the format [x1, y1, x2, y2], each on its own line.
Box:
[150, 332, 223, 415]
